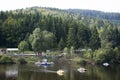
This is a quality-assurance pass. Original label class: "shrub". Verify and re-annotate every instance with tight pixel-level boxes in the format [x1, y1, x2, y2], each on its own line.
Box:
[83, 51, 93, 59]
[63, 47, 69, 54]
[114, 47, 120, 63]
[17, 58, 27, 64]
[26, 56, 37, 63]
[0, 56, 14, 64]
[78, 58, 87, 65]
[0, 55, 2, 59]
[93, 48, 114, 64]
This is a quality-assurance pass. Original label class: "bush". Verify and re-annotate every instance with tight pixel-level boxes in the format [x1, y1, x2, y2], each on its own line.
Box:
[0, 55, 2, 59]
[0, 56, 14, 64]
[114, 47, 120, 63]
[93, 48, 114, 64]
[63, 47, 69, 54]
[83, 51, 93, 59]
[17, 58, 27, 64]
[26, 56, 37, 63]
[78, 59, 87, 65]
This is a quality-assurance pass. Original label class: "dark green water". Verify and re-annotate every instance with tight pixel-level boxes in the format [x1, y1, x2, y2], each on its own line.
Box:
[0, 63, 120, 80]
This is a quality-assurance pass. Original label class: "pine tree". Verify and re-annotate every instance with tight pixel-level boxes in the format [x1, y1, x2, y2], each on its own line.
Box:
[58, 38, 65, 50]
[101, 26, 114, 49]
[89, 26, 101, 50]
[67, 26, 76, 48]
[77, 24, 91, 48]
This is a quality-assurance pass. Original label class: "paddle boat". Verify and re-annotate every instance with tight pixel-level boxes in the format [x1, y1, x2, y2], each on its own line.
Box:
[77, 67, 87, 73]
[103, 62, 109, 67]
[57, 69, 64, 76]
[40, 61, 54, 65]
[35, 59, 54, 66]
[35, 61, 41, 65]
[39, 69, 64, 76]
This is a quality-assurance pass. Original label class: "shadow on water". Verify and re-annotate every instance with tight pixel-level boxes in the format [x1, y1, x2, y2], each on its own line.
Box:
[0, 63, 120, 80]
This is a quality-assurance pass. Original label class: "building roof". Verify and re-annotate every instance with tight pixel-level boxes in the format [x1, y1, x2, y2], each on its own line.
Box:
[7, 48, 19, 51]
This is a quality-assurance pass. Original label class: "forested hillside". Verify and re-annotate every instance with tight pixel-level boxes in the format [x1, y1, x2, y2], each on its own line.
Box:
[67, 9, 120, 26]
[1, 7, 120, 63]
[0, 7, 119, 49]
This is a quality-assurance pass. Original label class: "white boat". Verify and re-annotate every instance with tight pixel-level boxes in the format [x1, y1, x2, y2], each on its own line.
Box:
[57, 69, 64, 76]
[103, 63, 109, 66]
[39, 69, 64, 76]
[77, 67, 87, 73]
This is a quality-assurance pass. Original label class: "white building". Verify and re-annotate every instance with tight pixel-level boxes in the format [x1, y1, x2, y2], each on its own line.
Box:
[6, 48, 19, 54]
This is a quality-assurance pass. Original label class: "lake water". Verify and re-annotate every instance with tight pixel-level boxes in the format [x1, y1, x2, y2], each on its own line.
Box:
[0, 63, 120, 80]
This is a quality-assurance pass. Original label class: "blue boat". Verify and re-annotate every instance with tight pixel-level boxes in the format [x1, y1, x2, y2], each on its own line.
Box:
[40, 62, 54, 65]
[35, 59, 54, 66]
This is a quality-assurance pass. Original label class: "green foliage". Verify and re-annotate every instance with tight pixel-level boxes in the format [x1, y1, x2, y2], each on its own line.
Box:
[42, 30, 55, 50]
[29, 28, 42, 52]
[89, 26, 101, 50]
[93, 49, 107, 64]
[70, 46, 74, 55]
[0, 55, 2, 59]
[17, 58, 27, 64]
[1, 16, 20, 47]
[58, 38, 65, 50]
[67, 9, 120, 26]
[0, 55, 14, 64]
[26, 56, 37, 63]
[93, 48, 115, 64]
[18, 40, 29, 52]
[67, 26, 76, 48]
[83, 51, 93, 59]
[1, 7, 120, 64]
[76, 24, 91, 48]
[0, 7, 117, 50]
[101, 27, 120, 49]
[91, 47, 120, 64]
[114, 47, 120, 63]
[63, 47, 69, 54]
[78, 58, 87, 65]
[29, 28, 55, 51]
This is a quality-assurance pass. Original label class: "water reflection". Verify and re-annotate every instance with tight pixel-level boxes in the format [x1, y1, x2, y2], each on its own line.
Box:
[0, 64, 120, 80]
[6, 65, 18, 77]
[0, 65, 18, 80]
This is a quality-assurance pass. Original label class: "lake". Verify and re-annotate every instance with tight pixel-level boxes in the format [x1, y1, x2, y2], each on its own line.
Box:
[0, 63, 120, 80]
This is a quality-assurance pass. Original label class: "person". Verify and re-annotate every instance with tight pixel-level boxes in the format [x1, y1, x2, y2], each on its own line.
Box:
[35, 60, 41, 65]
[57, 69, 64, 76]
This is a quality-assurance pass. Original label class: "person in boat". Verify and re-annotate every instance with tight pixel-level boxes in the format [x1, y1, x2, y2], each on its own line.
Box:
[77, 67, 87, 73]
[57, 69, 64, 76]
[35, 60, 41, 65]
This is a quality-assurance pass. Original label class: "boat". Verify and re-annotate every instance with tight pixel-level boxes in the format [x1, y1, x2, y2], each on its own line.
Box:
[39, 69, 64, 76]
[57, 69, 64, 76]
[35, 61, 41, 65]
[77, 67, 87, 73]
[40, 62, 54, 65]
[35, 59, 54, 66]
[103, 63, 109, 67]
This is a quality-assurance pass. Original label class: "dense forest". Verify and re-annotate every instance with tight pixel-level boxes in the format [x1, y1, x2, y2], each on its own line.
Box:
[67, 9, 120, 26]
[0, 7, 120, 64]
